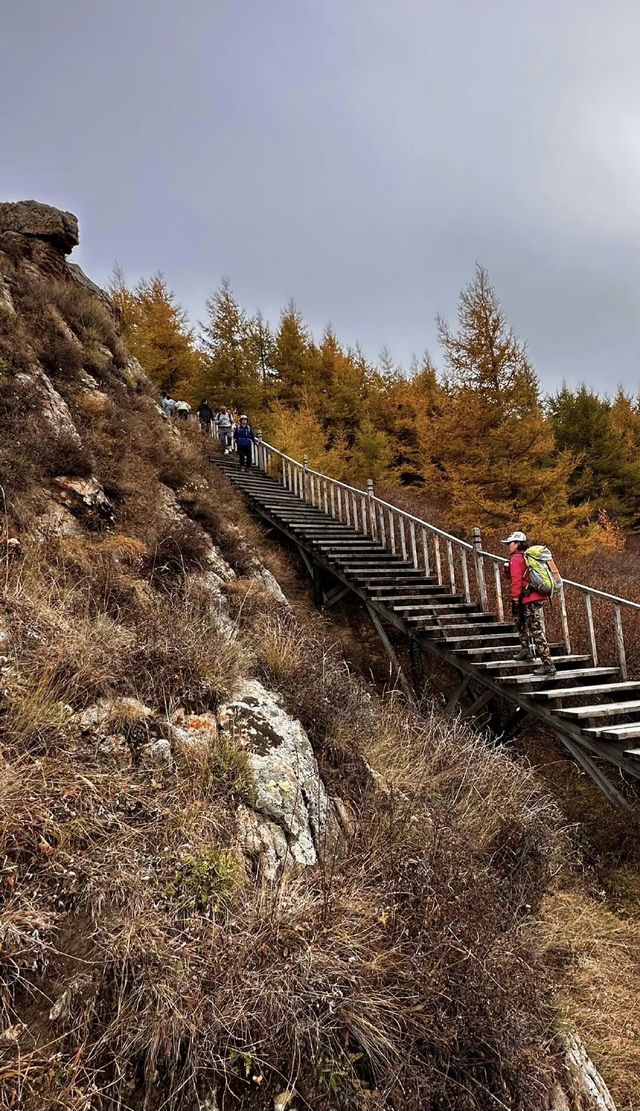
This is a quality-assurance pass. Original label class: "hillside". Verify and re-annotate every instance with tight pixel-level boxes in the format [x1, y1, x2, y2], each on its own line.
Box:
[0, 201, 625, 1111]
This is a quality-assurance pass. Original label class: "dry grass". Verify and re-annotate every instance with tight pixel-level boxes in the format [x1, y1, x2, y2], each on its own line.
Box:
[541, 888, 640, 1110]
[0, 705, 561, 1111]
[0, 246, 590, 1110]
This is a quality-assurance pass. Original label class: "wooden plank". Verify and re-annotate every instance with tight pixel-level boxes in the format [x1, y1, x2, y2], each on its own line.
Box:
[556, 700, 640, 719]
[475, 655, 590, 672]
[584, 723, 640, 739]
[534, 681, 640, 701]
[507, 667, 619, 686]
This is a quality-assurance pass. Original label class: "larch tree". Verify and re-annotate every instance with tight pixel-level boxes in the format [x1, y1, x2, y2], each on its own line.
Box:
[432, 266, 606, 549]
[199, 278, 260, 415]
[109, 268, 201, 396]
[272, 300, 314, 408]
[248, 309, 276, 394]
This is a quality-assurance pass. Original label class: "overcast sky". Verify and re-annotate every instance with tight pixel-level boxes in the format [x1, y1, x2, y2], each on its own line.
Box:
[2, 0, 639, 390]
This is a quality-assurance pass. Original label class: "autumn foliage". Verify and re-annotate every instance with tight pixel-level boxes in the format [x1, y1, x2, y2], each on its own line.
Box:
[113, 263, 640, 554]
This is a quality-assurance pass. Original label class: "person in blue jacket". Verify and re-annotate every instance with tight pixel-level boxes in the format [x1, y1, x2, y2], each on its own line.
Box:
[234, 414, 256, 470]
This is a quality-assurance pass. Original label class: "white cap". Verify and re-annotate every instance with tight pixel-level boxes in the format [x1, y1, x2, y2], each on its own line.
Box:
[502, 530, 527, 544]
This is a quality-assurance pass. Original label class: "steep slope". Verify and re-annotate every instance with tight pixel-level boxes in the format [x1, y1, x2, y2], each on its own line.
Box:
[0, 202, 610, 1111]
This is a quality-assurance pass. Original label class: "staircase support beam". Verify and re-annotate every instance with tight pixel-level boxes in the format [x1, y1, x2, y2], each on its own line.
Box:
[365, 603, 415, 704]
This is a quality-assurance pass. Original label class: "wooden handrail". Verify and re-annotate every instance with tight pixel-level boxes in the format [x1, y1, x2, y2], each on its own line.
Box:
[254, 436, 640, 672]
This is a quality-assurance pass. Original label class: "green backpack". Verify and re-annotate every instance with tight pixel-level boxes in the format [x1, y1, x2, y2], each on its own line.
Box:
[524, 545, 559, 597]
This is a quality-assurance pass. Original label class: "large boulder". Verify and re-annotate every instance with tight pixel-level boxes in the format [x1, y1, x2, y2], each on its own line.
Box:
[218, 679, 338, 878]
[0, 201, 79, 254]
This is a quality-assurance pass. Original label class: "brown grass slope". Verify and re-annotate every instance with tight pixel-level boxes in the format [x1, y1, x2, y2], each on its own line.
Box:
[0, 212, 609, 1110]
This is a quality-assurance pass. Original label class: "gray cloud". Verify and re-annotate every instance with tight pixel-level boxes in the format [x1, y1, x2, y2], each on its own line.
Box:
[2, 0, 639, 390]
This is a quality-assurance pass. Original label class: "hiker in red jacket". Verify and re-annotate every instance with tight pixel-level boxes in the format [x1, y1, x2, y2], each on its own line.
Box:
[502, 530, 557, 677]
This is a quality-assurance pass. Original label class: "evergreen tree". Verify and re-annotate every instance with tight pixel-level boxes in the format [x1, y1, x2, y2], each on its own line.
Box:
[199, 278, 260, 414]
[548, 385, 640, 525]
[431, 266, 605, 549]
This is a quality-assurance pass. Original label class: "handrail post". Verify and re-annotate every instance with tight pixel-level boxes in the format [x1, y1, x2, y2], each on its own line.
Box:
[256, 429, 263, 472]
[303, 453, 309, 504]
[367, 479, 376, 539]
[614, 604, 627, 680]
[472, 527, 488, 612]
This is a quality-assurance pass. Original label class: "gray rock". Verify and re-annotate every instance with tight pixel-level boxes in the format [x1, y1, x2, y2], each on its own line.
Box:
[141, 737, 173, 767]
[249, 562, 287, 604]
[50, 475, 115, 527]
[218, 680, 336, 872]
[0, 200, 79, 254]
[16, 367, 82, 447]
[0, 273, 15, 314]
[120, 355, 150, 391]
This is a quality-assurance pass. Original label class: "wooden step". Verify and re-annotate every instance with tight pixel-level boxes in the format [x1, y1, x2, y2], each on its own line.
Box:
[314, 542, 385, 549]
[623, 746, 640, 756]
[442, 632, 519, 645]
[386, 600, 477, 611]
[506, 667, 619, 687]
[583, 723, 640, 740]
[368, 584, 447, 596]
[417, 622, 513, 639]
[346, 567, 424, 576]
[455, 642, 566, 658]
[534, 681, 640, 701]
[475, 654, 590, 673]
[556, 700, 640, 720]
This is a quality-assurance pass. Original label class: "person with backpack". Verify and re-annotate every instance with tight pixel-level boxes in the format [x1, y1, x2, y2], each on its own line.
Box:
[502, 530, 562, 677]
[234, 414, 256, 470]
[197, 398, 214, 434]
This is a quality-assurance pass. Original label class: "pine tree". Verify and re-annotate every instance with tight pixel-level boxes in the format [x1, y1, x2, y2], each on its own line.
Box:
[431, 266, 606, 549]
[199, 278, 260, 415]
[549, 385, 640, 525]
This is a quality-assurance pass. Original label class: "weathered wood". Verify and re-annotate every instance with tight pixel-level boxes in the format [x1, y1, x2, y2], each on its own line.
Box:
[460, 687, 494, 721]
[584, 592, 598, 666]
[471, 527, 488, 611]
[557, 700, 640, 719]
[365, 604, 414, 702]
[559, 585, 572, 654]
[446, 538, 456, 594]
[614, 603, 627, 680]
[493, 561, 504, 622]
[461, 549, 471, 603]
[534, 681, 640, 700]
[434, 535, 443, 586]
[445, 673, 471, 713]
[421, 527, 430, 577]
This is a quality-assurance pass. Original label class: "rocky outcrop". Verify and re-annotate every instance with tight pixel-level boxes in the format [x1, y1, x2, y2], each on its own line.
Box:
[0, 200, 79, 254]
[50, 476, 115, 528]
[219, 680, 338, 879]
[16, 366, 83, 446]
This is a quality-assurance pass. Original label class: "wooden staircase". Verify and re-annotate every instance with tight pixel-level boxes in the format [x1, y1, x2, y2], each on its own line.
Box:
[215, 455, 640, 799]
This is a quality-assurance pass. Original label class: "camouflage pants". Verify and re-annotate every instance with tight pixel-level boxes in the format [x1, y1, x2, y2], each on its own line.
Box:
[518, 602, 551, 662]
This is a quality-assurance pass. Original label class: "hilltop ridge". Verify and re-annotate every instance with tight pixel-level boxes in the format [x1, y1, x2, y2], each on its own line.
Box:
[0, 201, 620, 1111]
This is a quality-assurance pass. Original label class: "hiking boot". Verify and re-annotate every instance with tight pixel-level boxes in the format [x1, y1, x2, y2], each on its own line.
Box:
[515, 649, 534, 661]
[533, 661, 557, 677]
